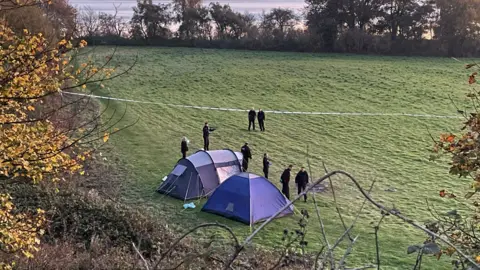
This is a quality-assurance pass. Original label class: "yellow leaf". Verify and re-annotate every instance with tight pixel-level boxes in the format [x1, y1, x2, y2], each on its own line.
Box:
[82, 84, 86, 89]
[27, 105, 35, 111]
[22, 250, 33, 259]
[103, 132, 109, 143]
[44, 165, 52, 172]
[79, 171, 85, 176]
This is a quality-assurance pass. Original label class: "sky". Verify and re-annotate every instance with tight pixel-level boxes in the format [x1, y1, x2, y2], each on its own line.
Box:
[69, 0, 306, 19]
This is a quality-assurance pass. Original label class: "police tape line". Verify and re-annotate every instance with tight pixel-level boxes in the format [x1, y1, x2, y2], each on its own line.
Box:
[61, 91, 463, 119]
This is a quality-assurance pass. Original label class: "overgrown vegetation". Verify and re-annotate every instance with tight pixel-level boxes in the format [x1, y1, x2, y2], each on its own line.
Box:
[4, 1, 480, 269]
[428, 64, 480, 268]
[0, 0, 124, 268]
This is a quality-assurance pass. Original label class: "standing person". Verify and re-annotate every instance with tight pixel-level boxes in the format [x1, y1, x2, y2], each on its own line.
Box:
[258, 109, 265, 132]
[181, 137, 189, 159]
[203, 122, 210, 151]
[295, 167, 309, 202]
[241, 142, 252, 172]
[263, 153, 270, 178]
[280, 165, 293, 199]
[248, 108, 256, 131]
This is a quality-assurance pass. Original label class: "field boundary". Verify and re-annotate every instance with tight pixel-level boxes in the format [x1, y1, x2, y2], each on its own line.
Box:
[62, 91, 462, 119]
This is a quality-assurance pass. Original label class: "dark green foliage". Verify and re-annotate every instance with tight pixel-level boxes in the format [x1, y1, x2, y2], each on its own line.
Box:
[77, 0, 480, 57]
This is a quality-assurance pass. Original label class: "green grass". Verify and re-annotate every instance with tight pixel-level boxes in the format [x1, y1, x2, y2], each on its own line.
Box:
[87, 47, 475, 269]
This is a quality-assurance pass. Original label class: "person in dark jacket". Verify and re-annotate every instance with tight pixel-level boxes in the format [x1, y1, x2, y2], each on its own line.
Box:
[203, 122, 210, 151]
[280, 165, 293, 199]
[241, 142, 252, 172]
[258, 109, 265, 132]
[248, 108, 256, 131]
[181, 137, 189, 159]
[263, 153, 271, 178]
[295, 167, 309, 202]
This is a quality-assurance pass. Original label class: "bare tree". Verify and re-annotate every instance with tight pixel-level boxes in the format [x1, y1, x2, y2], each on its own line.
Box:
[77, 6, 100, 38]
[98, 4, 128, 37]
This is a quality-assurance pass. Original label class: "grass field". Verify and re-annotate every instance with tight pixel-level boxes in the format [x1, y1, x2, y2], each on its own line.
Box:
[86, 47, 474, 269]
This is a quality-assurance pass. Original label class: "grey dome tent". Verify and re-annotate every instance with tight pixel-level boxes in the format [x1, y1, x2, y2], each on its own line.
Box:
[157, 149, 243, 200]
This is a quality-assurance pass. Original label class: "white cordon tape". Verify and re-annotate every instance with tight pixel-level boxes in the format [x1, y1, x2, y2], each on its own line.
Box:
[62, 91, 463, 119]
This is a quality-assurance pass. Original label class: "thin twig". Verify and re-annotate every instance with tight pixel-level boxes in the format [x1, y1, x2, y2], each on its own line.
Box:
[338, 235, 359, 268]
[344, 265, 376, 270]
[331, 180, 376, 251]
[323, 162, 352, 240]
[312, 191, 335, 268]
[313, 245, 326, 270]
[132, 242, 150, 270]
[306, 146, 335, 268]
[413, 247, 424, 270]
[448, 94, 469, 120]
[374, 215, 386, 270]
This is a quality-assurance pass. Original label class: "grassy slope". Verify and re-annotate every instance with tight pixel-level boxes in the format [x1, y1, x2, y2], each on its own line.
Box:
[90, 47, 473, 269]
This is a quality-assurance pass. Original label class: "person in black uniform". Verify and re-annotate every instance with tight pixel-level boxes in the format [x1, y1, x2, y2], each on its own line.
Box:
[248, 108, 256, 131]
[295, 167, 309, 202]
[241, 142, 252, 172]
[203, 122, 210, 150]
[258, 109, 265, 132]
[263, 153, 270, 178]
[280, 165, 293, 199]
[181, 137, 189, 159]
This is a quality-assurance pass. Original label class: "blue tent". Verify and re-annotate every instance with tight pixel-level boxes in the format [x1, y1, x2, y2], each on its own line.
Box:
[201, 173, 294, 225]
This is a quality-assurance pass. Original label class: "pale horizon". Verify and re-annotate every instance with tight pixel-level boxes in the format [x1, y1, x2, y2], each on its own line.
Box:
[69, 0, 306, 19]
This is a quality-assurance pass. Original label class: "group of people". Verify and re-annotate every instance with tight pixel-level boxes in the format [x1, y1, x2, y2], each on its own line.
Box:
[280, 165, 309, 202]
[241, 143, 309, 202]
[198, 108, 266, 154]
[248, 108, 266, 131]
[179, 109, 310, 202]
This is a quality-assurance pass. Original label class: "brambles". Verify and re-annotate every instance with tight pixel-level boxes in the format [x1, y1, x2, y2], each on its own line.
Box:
[431, 62, 480, 268]
[0, 1, 124, 267]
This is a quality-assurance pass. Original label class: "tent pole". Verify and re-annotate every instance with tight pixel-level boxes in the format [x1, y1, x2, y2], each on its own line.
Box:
[184, 172, 193, 204]
[162, 175, 180, 196]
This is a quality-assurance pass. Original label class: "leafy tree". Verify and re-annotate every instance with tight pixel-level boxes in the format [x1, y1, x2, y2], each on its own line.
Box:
[431, 64, 480, 267]
[177, 6, 211, 39]
[306, 0, 340, 51]
[0, 1, 129, 267]
[0, 0, 75, 42]
[130, 2, 172, 40]
[209, 3, 253, 40]
[435, 0, 480, 56]
[375, 0, 435, 40]
[172, 0, 204, 39]
[41, 0, 76, 38]
[209, 2, 232, 39]
[338, 0, 384, 31]
[261, 8, 299, 34]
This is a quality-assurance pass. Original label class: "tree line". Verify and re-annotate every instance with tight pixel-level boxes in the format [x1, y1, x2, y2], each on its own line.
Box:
[72, 0, 480, 57]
